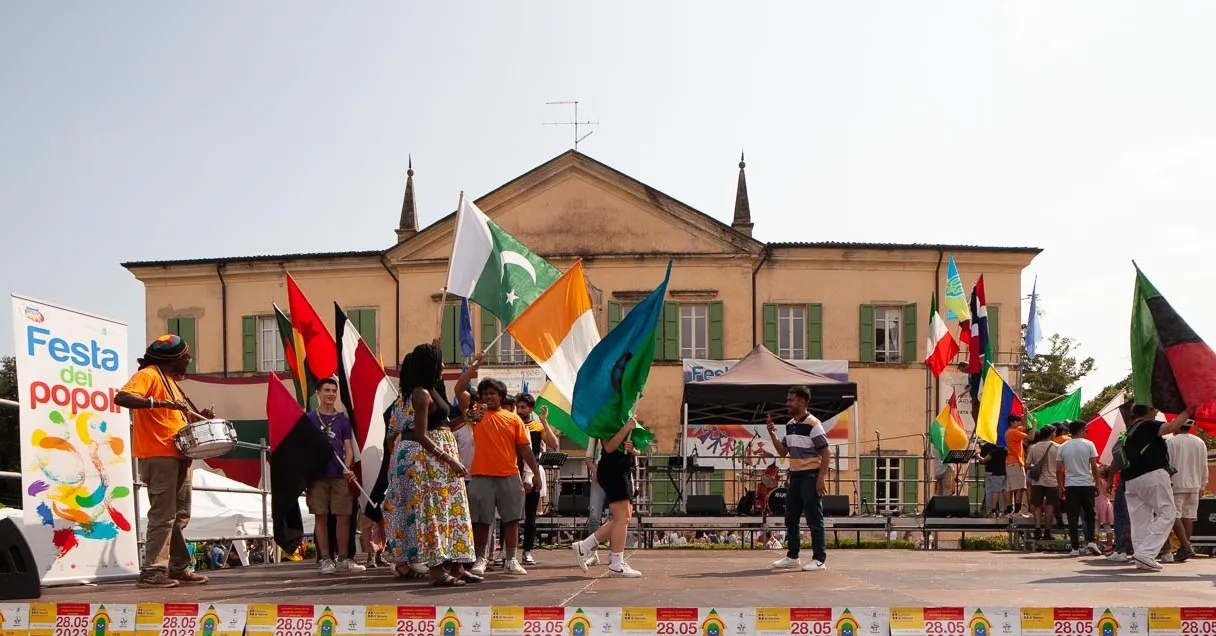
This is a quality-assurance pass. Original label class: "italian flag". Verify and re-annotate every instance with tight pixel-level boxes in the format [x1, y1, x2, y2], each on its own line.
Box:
[506, 260, 600, 447]
[445, 196, 561, 324]
[924, 293, 958, 377]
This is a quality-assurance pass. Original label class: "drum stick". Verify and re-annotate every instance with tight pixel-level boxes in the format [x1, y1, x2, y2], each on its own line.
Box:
[333, 454, 374, 503]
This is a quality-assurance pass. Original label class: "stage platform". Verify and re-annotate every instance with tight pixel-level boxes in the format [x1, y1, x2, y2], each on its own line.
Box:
[36, 548, 1214, 608]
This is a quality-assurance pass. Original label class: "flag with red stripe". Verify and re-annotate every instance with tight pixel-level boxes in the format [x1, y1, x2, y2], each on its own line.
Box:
[335, 303, 395, 506]
[1084, 391, 1130, 466]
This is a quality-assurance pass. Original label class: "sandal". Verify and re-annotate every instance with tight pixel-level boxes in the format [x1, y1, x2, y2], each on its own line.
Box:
[393, 564, 428, 580]
[429, 574, 466, 587]
[458, 571, 483, 583]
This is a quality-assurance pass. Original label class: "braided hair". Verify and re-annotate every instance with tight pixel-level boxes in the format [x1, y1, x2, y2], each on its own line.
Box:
[399, 342, 442, 394]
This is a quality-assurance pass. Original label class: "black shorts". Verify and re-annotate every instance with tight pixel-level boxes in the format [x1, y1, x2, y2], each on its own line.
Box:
[597, 462, 633, 504]
[1029, 485, 1060, 508]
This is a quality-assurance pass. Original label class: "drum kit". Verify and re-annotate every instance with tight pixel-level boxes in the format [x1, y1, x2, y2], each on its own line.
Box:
[736, 462, 787, 516]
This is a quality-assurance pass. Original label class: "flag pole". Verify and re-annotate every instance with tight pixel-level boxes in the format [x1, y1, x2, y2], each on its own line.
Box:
[484, 329, 507, 355]
[438, 191, 465, 335]
[333, 454, 374, 504]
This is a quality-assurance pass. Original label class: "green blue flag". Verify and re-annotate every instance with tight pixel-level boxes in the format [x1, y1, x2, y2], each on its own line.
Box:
[571, 260, 673, 451]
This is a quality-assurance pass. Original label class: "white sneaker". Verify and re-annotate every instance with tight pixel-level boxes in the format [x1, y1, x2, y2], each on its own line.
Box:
[1160, 552, 1175, 563]
[523, 551, 536, 566]
[1085, 542, 1102, 556]
[801, 560, 827, 572]
[470, 558, 487, 576]
[1069, 549, 1082, 556]
[504, 559, 527, 575]
[335, 557, 366, 573]
[319, 558, 336, 575]
[585, 552, 600, 567]
[1132, 553, 1163, 571]
[1105, 552, 1128, 563]
[608, 563, 642, 578]
[572, 543, 591, 572]
[771, 556, 800, 569]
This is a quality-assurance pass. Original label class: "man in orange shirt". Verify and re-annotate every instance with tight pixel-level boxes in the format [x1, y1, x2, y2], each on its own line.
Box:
[467, 378, 542, 576]
[1004, 414, 1030, 515]
[115, 335, 213, 588]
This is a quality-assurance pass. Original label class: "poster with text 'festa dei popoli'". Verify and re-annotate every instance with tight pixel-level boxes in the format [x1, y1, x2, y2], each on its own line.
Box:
[10, 295, 138, 584]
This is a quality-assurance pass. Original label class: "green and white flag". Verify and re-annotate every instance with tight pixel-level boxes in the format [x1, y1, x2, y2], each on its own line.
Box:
[446, 197, 561, 324]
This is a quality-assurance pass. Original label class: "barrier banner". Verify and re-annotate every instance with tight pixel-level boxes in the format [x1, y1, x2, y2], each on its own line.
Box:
[1148, 607, 1216, 636]
[134, 603, 247, 636]
[0, 604, 30, 636]
[10, 295, 136, 584]
[1020, 607, 1143, 636]
[756, 607, 886, 636]
[27, 603, 135, 636]
[889, 607, 1020, 636]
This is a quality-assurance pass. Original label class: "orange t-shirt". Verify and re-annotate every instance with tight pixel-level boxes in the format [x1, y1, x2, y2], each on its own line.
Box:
[470, 408, 529, 477]
[1005, 428, 1029, 466]
[122, 367, 188, 459]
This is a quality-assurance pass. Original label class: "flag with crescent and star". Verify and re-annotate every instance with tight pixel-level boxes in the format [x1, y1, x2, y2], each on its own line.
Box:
[446, 196, 561, 324]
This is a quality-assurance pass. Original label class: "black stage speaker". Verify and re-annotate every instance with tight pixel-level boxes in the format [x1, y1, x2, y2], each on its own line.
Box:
[557, 494, 590, 516]
[0, 518, 40, 600]
[1194, 497, 1216, 535]
[686, 495, 726, 516]
[925, 495, 971, 518]
[822, 495, 850, 517]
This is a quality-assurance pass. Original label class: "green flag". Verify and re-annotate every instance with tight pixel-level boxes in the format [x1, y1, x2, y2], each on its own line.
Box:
[1030, 389, 1082, 429]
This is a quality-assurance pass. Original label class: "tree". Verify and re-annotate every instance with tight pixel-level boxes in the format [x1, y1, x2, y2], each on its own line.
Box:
[0, 356, 17, 472]
[1020, 334, 1095, 411]
[1079, 372, 1132, 421]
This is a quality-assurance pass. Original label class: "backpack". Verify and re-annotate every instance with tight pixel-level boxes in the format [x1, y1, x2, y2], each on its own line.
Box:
[1026, 443, 1047, 482]
[1113, 420, 1153, 473]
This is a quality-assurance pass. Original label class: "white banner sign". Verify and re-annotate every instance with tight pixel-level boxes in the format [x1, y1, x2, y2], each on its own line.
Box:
[10, 294, 137, 584]
[938, 366, 1016, 432]
[683, 359, 849, 383]
[478, 366, 547, 398]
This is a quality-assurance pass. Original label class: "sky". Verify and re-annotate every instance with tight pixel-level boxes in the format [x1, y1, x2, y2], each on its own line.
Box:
[2, 1, 1215, 403]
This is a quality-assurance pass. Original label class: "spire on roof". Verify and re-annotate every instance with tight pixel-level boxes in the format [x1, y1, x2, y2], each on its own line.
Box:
[395, 156, 418, 243]
[731, 150, 753, 237]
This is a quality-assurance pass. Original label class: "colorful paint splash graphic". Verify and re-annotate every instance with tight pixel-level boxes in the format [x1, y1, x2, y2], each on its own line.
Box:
[26, 409, 131, 557]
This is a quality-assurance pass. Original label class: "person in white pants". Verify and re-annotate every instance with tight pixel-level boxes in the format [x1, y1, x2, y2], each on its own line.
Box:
[1121, 404, 1193, 571]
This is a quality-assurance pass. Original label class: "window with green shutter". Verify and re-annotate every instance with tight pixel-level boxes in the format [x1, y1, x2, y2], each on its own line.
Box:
[241, 315, 257, 372]
[805, 303, 823, 360]
[902, 303, 918, 363]
[607, 301, 622, 330]
[858, 305, 875, 363]
[860, 456, 875, 513]
[440, 304, 459, 365]
[987, 305, 1000, 363]
[707, 300, 724, 360]
[661, 301, 679, 361]
[167, 317, 197, 373]
[350, 309, 378, 355]
[762, 303, 778, 353]
[901, 456, 920, 515]
[480, 307, 497, 355]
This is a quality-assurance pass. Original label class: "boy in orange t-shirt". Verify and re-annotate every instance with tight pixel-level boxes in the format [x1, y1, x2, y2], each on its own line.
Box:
[1003, 415, 1030, 515]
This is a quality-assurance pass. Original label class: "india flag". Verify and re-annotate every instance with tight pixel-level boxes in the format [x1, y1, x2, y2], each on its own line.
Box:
[506, 260, 600, 444]
[535, 381, 589, 447]
[446, 196, 561, 324]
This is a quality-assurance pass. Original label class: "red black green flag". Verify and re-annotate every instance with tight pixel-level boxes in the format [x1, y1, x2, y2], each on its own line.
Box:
[1130, 264, 1216, 430]
[273, 303, 316, 405]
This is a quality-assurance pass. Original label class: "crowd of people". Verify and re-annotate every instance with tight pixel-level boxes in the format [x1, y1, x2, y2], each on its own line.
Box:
[962, 405, 1204, 570]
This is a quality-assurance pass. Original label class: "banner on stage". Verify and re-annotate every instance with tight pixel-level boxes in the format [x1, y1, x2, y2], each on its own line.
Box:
[757, 607, 887, 636]
[938, 365, 1014, 432]
[26, 603, 136, 636]
[479, 366, 546, 398]
[683, 359, 849, 384]
[10, 295, 137, 584]
[684, 411, 851, 470]
[135, 603, 247, 636]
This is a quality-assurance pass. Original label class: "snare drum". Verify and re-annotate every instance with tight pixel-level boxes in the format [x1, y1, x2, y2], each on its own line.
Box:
[174, 418, 238, 459]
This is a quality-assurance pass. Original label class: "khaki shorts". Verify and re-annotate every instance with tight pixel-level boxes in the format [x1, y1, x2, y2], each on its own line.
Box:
[307, 477, 354, 515]
[1175, 490, 1200, 519]
[1005, 464, 1027, 491]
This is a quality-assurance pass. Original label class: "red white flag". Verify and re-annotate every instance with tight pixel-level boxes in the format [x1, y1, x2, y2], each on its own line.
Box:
[335, 304, 396, 507]
[925, 294, 959, 377]
[1084, 391, 1128, 466]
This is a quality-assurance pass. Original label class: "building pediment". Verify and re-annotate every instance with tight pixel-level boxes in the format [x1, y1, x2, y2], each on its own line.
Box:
[386, 151, 763, 264]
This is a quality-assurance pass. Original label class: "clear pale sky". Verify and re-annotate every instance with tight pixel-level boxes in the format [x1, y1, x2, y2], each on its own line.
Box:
[2, 2, 1214, 403]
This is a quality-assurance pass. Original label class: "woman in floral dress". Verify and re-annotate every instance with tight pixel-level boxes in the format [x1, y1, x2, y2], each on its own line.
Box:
[384, 342, 478, 586]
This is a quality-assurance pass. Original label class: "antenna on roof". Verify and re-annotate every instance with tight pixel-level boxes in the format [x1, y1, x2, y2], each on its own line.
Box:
[543, 100, 599, 151]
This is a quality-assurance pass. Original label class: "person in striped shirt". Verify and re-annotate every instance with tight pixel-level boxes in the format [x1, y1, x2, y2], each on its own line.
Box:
[766, 385, 831, 572]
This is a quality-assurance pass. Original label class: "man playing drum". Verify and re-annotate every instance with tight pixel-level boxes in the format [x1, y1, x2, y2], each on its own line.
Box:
[115, 334, 213, 588]
[308, 378, 365, 575]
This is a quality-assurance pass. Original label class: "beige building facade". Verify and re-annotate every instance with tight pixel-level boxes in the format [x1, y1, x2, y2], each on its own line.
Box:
[124, 151, 1038, 512]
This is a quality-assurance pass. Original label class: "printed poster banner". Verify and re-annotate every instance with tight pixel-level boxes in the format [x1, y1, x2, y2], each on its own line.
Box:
[478, 366, 547, 398]
[685, 410, 852, 471]
[938, 366, 1015, 433]
[683, 359, 849, 384]
[26, 603, 136, 636]
[10, 295, 137, 584]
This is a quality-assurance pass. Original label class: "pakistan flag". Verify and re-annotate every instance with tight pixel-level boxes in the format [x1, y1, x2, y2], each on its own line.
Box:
[446, 197, 561, 324]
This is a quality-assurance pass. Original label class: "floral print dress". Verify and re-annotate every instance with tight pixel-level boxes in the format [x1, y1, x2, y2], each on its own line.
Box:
[383, 392, 476, 568]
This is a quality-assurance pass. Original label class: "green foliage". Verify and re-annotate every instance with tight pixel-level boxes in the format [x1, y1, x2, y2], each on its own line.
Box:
[960, 535, 1011, 551]
[1079, 372, 1133, 421]
[0, 356, 17, 472]
[1021, 334, 1095, 411]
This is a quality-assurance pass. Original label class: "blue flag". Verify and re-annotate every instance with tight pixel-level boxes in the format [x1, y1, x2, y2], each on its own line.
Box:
[1024, 277, 1041, 359]
[571, 261, 672, 450]
[458, 297, 475, 357]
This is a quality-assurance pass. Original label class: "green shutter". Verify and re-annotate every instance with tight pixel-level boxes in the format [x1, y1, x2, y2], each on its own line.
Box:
[968, 463, 984, 515]
[241, 316, 257, 372]
[987, 305, 1000, 363]
[480, 307, 497, 357]
[902, 303, 918, 364]
[858, 305, 875, 363]
[709, 476, 725, 497]
[805, 303, 823, 360]
[707, 301, 724, 360]
[176, 317, 197, 373]
[860, 456, 875, 514]
[762, 303, 778, 353]
[901, 456, 919, 514]
[607, 301, 622, 330]
[662, 301, 679, 361]
[441, 304, 458, 365]
[354, 309, 377, 356]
